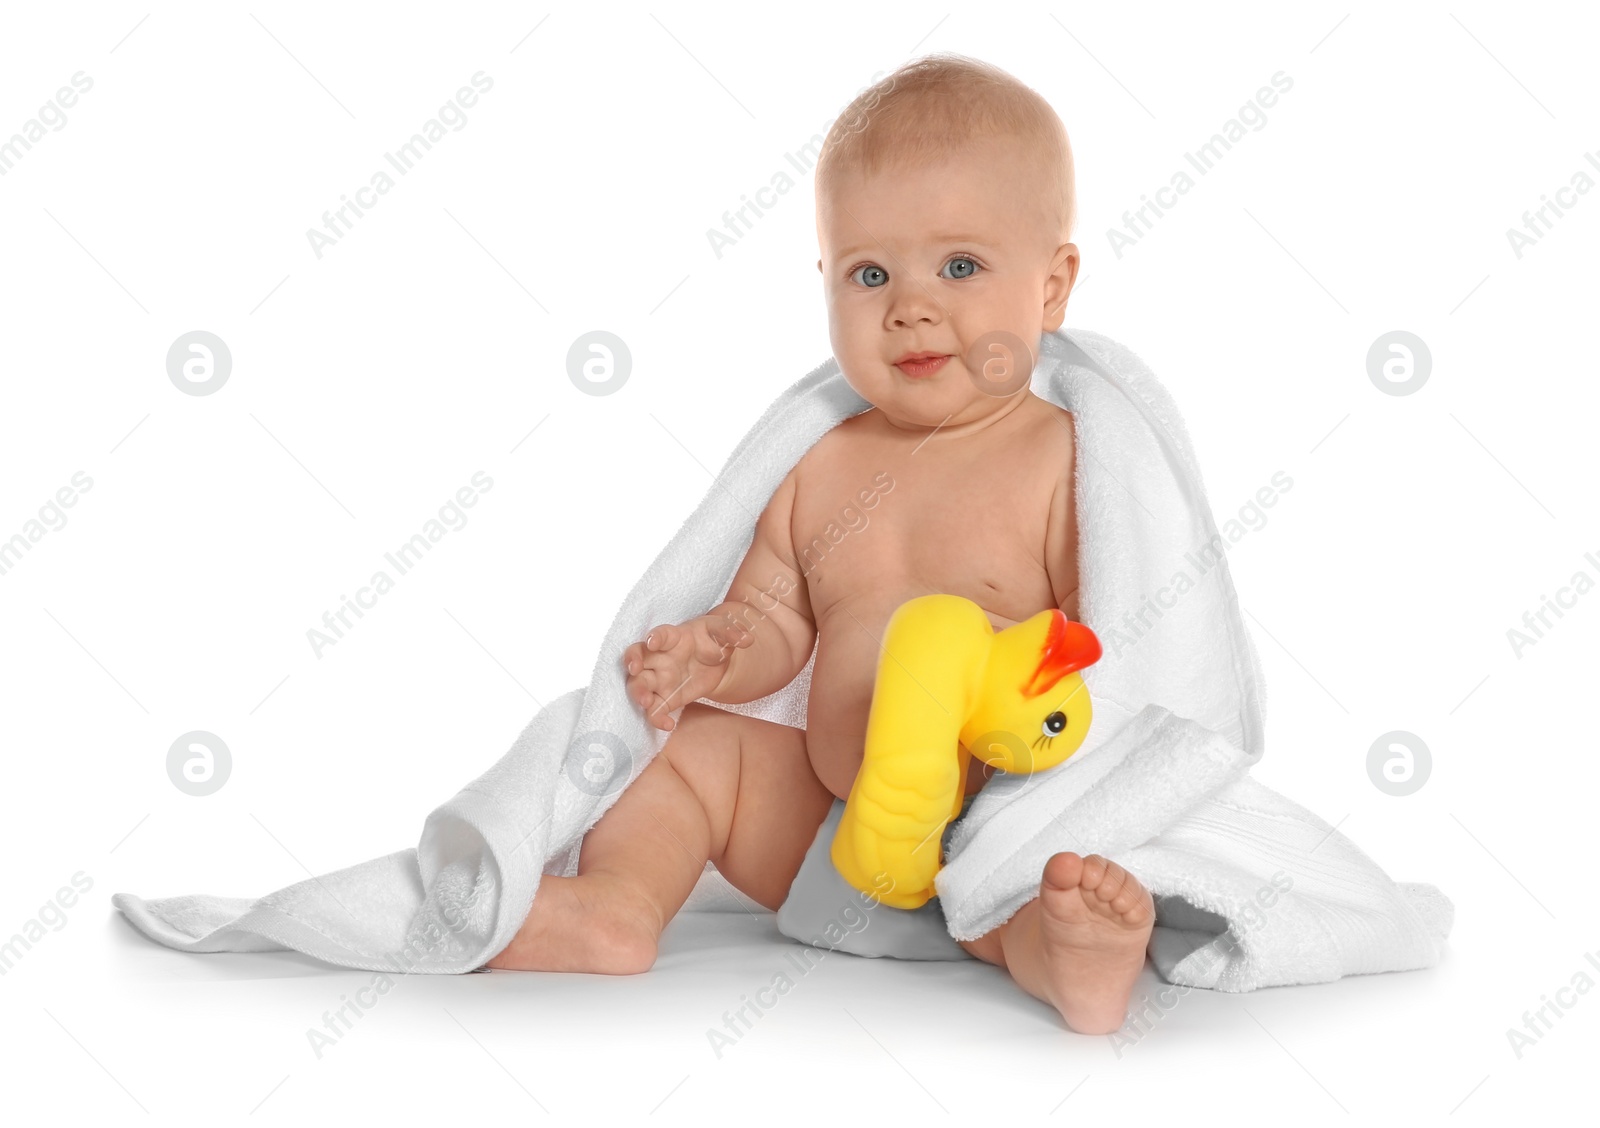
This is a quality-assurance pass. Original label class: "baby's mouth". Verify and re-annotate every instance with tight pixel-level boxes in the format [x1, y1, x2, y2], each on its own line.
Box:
[893, 354, 951, 379]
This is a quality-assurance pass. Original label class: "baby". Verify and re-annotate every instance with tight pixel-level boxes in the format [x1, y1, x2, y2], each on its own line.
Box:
[488, 54, 1153, 1035]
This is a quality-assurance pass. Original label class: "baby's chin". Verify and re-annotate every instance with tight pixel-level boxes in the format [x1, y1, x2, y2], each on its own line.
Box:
[852, 367, 1019, 427]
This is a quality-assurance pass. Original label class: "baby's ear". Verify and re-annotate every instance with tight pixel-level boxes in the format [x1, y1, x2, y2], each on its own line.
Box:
[816, 258, 823, 274]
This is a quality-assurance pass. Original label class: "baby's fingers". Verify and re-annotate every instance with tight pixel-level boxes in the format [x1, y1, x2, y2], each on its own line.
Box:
[629, 662, 676, 705]
[644, 624, 679, 653]
[628, 663, 683, 723]
[624, 626, 676, 676]
[638, 691, 676, 730]
[640, 682, 687, 730]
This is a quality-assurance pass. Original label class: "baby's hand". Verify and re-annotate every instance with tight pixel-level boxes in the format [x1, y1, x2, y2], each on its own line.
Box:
[622, 613, 751, 731]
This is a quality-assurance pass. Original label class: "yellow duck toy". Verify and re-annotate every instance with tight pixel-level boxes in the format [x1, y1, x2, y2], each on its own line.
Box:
[830, 594, 1102, 910]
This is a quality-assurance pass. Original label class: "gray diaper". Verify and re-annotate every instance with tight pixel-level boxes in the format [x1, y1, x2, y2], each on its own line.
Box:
[775, 796, 975, 960]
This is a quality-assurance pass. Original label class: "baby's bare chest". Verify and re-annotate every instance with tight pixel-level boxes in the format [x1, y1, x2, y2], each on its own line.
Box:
[790, 419, 1066, 624]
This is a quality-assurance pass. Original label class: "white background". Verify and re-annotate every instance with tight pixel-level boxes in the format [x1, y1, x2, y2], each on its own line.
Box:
[1, 0, 1595, 1122]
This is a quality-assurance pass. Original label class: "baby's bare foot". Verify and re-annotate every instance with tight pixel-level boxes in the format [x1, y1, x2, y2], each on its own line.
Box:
[1027, 852, 1154, 1034]
[485, 873, 660, 974]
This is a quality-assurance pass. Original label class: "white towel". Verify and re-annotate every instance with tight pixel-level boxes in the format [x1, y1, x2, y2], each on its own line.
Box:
[933, 330, 1453, 990]
[113, 328, 1452, 990]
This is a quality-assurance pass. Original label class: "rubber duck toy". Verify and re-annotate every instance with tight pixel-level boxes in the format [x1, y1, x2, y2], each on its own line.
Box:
[830, 593, 1102, 909]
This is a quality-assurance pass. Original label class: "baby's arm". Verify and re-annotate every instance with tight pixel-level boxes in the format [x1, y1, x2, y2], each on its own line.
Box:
[703, 468, 815, 704]
[1045, 413, 1080, 620]
[623, 468, 815, 727]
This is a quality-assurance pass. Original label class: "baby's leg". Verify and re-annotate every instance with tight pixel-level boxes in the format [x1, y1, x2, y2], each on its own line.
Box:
[958, 853, 1154, 1034]
[487, 701, 833, 973]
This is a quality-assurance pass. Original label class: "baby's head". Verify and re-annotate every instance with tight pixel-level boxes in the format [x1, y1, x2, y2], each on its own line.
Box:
[814, 55, 1078, 430]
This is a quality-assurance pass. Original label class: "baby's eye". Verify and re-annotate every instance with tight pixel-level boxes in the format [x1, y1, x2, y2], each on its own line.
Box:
[1042, 711, 1067, 737]
[941, 256, 980, 280]
[850, 264, 889, 288]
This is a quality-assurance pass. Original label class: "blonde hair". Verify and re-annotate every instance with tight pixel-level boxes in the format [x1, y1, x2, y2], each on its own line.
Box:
[816, 54, 1076, 242]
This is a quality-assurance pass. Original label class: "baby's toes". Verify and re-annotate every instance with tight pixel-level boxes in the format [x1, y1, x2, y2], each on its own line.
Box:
[1099, 865, 1154, 926]
[1070, 854, 1118, 900]
[1080, 856, 1151, 923]
[1041, 850, 1086, 894]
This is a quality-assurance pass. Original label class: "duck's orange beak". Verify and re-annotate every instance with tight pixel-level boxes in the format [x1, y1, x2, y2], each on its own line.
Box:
[1022, 611, 1102, 698]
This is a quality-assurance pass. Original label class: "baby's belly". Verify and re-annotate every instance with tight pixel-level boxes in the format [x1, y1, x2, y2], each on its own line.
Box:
[804, 594, 998, 802]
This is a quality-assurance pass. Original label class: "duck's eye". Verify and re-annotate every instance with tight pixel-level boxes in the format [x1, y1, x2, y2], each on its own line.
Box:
[941, 256, 979, 280]
[1043, 711, 1067, 736]
[850, 264, 888, 288]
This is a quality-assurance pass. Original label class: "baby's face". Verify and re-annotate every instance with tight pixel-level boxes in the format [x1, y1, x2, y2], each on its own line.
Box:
[816, 138, 1077, 431]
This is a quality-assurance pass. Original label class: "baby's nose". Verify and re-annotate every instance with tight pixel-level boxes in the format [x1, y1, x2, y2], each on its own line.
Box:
[886, 288, 941, 327]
